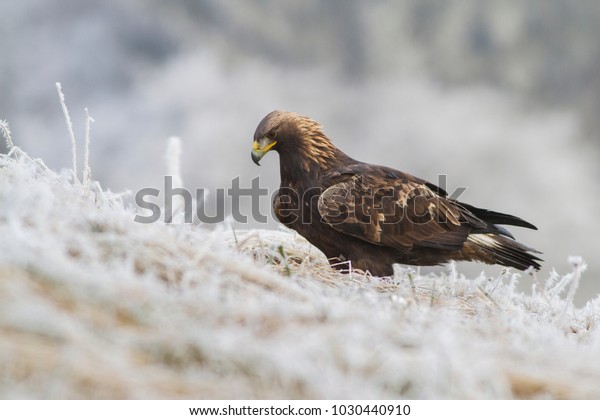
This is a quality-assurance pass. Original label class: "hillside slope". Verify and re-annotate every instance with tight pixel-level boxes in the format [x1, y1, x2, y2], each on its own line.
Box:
[0, 146, 599, 399]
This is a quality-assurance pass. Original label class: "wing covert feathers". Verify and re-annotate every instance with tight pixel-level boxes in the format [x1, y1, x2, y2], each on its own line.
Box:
[318, 171, 542, 271]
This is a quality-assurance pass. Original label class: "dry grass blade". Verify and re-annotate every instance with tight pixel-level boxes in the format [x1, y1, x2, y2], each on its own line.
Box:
[55, 82, 78, 181]
[0, 119, 13, 149]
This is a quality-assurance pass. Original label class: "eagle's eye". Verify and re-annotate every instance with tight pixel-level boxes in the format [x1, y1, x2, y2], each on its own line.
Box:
[266, 129, 277, 140]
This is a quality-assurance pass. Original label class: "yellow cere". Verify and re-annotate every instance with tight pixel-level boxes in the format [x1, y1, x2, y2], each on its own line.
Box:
[253, 139, 277, 153]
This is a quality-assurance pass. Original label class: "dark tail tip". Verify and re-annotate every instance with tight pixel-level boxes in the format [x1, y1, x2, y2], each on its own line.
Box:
[493, 237, 543, 271]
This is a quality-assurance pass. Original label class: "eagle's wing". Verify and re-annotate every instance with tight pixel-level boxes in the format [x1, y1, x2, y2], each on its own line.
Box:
[318, 167, 487, 251]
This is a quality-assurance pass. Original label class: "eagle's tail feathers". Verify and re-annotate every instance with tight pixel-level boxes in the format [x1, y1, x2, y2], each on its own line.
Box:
[465, 233, 543, 271]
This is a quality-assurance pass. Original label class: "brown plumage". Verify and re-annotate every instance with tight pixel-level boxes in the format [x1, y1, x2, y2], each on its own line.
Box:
[251, 110, 542, 276]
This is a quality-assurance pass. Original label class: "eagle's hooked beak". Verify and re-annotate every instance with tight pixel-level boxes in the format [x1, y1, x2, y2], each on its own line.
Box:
[251, 138, 277, 166]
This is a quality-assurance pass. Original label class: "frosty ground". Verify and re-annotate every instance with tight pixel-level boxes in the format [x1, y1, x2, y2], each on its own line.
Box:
[1, 142, 599, 399]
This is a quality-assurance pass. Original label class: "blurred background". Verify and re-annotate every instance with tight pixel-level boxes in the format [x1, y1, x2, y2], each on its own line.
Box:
[2, 0, 599, 302]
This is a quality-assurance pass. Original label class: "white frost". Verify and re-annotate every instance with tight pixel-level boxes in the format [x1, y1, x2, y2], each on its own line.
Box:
[0, 147, 599, 399]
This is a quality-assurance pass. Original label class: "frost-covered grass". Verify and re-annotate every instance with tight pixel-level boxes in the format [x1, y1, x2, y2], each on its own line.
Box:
[1, 143, 599, 399]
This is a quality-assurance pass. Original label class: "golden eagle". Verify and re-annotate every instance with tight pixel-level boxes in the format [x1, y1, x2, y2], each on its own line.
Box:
[251, 110, 541, 276]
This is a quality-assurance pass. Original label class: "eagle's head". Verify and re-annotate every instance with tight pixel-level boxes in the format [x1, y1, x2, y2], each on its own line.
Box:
[251, 110, 341, 169]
